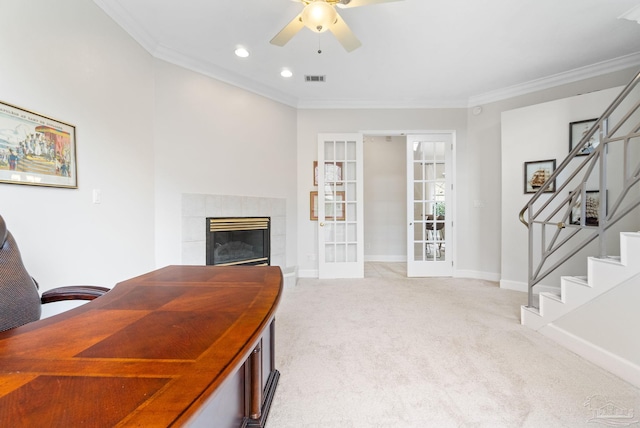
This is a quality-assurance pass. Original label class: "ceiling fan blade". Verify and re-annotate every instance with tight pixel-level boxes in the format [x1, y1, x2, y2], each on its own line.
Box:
[328, 13, 361, 52]
[336, 0, 403, 8]
[270, 14, 304, 46]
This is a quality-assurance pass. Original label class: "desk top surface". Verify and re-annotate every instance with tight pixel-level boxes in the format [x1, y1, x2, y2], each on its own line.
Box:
[0, 265, 283, 427]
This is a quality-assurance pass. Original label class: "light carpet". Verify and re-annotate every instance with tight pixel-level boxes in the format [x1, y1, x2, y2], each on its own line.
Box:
[266, 263, 640, 427]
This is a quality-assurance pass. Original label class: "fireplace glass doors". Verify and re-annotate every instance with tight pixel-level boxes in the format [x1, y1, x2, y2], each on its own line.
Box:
[206, 218, 270, 266]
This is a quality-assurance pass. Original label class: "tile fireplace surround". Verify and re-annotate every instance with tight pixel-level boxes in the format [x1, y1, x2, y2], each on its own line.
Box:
[181, 194, 293, 285]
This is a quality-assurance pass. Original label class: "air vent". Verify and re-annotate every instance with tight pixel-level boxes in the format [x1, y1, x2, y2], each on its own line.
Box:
[305, 75, 326, 82]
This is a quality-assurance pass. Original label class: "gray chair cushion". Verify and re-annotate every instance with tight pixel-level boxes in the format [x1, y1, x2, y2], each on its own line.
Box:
[0, 216, 41, 332]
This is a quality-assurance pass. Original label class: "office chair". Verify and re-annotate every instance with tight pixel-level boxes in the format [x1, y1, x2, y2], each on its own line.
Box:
[0, 214, 109, 332]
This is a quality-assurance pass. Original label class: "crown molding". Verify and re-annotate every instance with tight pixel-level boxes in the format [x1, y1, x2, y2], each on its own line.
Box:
[296, 98, 469, 109]
[92, 1, 640, 111]
[93, 0, 159, 53]
[93, 0, 298, 107]
[153, 45, 299, 108]
[467, 52, 640, 107]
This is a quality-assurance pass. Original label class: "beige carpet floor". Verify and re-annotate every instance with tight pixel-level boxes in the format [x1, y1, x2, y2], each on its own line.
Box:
[266, 263, 640, 427]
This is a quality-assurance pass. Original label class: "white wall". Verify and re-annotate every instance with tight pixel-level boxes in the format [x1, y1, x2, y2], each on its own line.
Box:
[2, 0, 637, 293]
[363, 136, 407, 261]
[152, 60, 298, 270]
[0, 0, 156, 290]
[500, 87, 625, 290]
[296, 108, 468, 277]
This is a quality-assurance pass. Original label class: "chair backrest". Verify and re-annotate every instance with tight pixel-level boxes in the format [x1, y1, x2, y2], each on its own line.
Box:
[0, 215, 41, 332]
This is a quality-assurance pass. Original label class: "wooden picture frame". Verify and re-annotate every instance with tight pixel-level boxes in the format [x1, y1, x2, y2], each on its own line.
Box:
[570, 118, 599, 156]
[310, 191, 346, 221]
[524, 159, 556, 194]
[314, 161, 343, 186]
[0, 100, 77, 188]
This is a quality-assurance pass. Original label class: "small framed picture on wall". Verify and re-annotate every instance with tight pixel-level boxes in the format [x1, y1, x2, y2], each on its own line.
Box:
[569, 119, 599, 156]
[524, 159, 556, 194]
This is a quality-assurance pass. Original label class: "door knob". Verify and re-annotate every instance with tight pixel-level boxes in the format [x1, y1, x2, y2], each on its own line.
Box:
[319, 222, 325, 227]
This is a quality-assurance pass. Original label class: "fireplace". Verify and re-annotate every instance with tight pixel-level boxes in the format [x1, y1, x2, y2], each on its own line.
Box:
[206, 217, 270, 266]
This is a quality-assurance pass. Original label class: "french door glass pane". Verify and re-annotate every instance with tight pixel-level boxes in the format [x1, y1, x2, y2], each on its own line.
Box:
[412, 141, 446, 262]
[323, 139, 358, 264]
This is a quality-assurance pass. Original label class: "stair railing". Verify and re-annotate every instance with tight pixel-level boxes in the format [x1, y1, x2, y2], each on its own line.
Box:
[519, 70, 640, 308]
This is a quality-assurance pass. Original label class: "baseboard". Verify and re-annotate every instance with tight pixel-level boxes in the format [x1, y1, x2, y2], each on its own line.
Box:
[364, 255, 407, 262]
[500, 279, 526, 292]
[541, 323, 640, 388]
[456, 269, 500, 282]
[297, 269, 318, 279]
[500, 279, 560, 295]
[299, 267, 501, 281]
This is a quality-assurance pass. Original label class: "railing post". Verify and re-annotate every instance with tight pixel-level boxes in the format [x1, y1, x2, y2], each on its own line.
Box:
[527, 208, 534, 307]
[598, 119, 608, 258]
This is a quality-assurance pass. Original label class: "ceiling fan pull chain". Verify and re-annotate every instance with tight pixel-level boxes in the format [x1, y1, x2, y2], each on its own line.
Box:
[318, 35, 322, 54]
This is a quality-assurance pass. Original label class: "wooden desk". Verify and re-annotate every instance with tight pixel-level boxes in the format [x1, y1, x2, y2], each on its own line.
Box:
[0, 265, 283, 427]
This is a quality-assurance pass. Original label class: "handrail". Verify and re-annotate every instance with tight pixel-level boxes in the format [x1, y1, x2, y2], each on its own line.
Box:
[519, 208, 528, 227]
[519, 69, 640, 308]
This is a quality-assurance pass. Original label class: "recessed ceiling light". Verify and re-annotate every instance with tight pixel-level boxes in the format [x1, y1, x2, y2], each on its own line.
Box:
[281, 69, 293, 78]
[234, 47, 249, 58]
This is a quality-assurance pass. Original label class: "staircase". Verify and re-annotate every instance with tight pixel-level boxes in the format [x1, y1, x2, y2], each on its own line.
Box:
[518, 67, 640, 314]
[521, 231, 640, 330]
[517, 69, 640, 387]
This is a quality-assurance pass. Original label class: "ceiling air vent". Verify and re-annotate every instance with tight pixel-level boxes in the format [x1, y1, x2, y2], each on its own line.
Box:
[305, 75, 326, 83]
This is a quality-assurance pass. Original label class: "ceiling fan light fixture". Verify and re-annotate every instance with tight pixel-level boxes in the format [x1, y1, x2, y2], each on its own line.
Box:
[301, 0, 337, 33]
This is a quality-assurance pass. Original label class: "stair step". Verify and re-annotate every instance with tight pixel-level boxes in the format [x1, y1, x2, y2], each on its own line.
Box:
[588, 253, 640, 288]
[540, 291, 562, 302]
[539, 291, 568, 320]
[561, 275, 593, 307]
[621, 232, 640, 266]
[520, 305, 545, 330]
[522, 231, 640, 330]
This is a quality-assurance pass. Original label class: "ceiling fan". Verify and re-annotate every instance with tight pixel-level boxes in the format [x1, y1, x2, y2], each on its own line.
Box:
[270, 0, 403, 52]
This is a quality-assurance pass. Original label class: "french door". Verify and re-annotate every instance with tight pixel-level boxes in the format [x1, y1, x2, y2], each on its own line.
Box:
[317, 133, 364, 278]
[406, 133, 454, 277]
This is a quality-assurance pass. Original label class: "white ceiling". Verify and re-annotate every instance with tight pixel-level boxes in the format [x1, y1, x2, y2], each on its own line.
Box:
[93, 0, 640, 108]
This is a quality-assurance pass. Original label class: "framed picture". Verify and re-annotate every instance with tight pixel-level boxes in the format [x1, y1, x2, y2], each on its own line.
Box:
[524, 159, 556, 194]
[310, 191, 346, 221]
[570, 190, 603, 226]
[314, 161, 343, 186]
[570, 119, 599, 156]
[0, 100, 77, 188]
